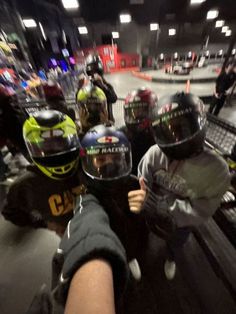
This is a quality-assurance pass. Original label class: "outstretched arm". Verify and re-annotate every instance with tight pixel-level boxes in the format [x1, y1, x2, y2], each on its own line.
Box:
[65, 259, 115, 314]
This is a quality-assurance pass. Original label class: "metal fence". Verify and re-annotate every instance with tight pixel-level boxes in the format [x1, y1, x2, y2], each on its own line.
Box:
[206, 113, 236, 155]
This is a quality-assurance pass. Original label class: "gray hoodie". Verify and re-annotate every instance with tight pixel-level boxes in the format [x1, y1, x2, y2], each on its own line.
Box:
[138, 145, 230, 227]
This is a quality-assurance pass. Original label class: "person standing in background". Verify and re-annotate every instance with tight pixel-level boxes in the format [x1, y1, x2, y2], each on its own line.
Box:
[85, 54, 117, 122]
[209, 62, 236, 116]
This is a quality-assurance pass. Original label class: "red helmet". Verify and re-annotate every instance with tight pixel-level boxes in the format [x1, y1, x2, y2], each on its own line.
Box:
[124, 88, 157, 130]
[43, 82, 65, 102]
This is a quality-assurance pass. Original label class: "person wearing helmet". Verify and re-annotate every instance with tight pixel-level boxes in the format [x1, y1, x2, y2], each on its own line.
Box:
[76, 84, 109, 136]
[43, 80, 75, 120]
[2, 110, 86, 236]
[80, 124, 148, 269]
[131, 92, 230, 280]
[0, 84, 28, 158]
[120, 88, 156, 174]
[26, 125, 139, 314]
[85, 54, 117, 122]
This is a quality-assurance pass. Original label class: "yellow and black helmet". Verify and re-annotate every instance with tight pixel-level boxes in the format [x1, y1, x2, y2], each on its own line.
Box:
[23, 110, 80, 180]
[77, 84, 108, 130]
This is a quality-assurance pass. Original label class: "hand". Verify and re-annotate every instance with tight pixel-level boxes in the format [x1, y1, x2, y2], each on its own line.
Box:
[128, 177, 146, 214]
[94, 73, 103, 83]
[47, 221, 65, 238]
[100, 109, 109, 124]
[79, 107, 90, 127]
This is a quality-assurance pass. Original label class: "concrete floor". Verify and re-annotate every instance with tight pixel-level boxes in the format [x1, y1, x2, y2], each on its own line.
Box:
[0, 214, 60, 314]
[106, 72, 215, 98]
[0, 71, 236, 314]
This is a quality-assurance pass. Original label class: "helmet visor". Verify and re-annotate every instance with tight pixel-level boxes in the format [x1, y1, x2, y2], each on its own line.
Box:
[33, 148, 79, 167]
[25, 130, 80, 158]
[82, 146, 132, 180]
[152, 109, 206, 146]
[124, 103, 149, 124]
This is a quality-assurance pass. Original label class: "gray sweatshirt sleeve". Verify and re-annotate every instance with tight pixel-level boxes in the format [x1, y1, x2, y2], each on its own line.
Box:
[138, 146, 230, 227]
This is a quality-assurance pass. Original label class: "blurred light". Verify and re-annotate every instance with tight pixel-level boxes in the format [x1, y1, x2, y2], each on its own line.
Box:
[215, 20, 224, 28]
[112, 31, 119, 39]
[60, 60, 68, 72]
[62, 0, 79, 9]
[206, 10, 219, 20]
[62, 49, 69, 57]
[23, 19, 37, 28]
[222, 26, 229, 33]
[78, 26, 88, 34]
[69, 57, 76, 65]
[190, 0, 206, 4]
[62, 30, 67, 44]
[120, 14, 132, 24]
[150, 23, 159, 31]
[232, 49, 236, 55]
[188, 51, 192, 58]
[225, 30, 232, 37]
[168, 28, 176, 36]
[50, 58, 57, 66]
[205, 50, 210, 56]
[218, 49, 223, 56]
[174, 52, 178, 58]
[160, 53, 164, 60]
[39, 22, 46, 40]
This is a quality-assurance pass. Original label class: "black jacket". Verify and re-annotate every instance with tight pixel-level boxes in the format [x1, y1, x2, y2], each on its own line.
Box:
[120, 126, 155, 175]
[216, 71, 236, 95]
[2, 165, 86, 229]
[53, 194, 129, 307]
[85, 175, 149, 261]
[93, 78, 117, 105]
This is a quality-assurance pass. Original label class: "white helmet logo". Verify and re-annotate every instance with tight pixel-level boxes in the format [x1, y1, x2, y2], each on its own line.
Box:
[41, 129, 64, 139]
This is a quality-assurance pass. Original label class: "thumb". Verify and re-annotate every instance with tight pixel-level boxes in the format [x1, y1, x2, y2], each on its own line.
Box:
[139, 177, 146, 191]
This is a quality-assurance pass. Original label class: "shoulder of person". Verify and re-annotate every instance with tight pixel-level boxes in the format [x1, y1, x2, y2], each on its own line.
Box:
[199, 148, 229, 171]
[142, 144, 163, 161]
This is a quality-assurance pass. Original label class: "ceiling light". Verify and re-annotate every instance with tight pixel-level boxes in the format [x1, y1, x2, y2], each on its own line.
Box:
[168, 28, 176, 36]
[174, 52, 178, 58]
[39, 22, 46, 40]
[205, 50, 210, 56]
[62, 0, 79, 9]
[160, 53, 164, 60]
[215, 20, 224, 28]
[190, 0, 206, 5]
[78, 26, 88, 34]
[218, 49, 223, 56]
[112, 32, 119, 39]
[120, 14, 132, 24]
[150, 23, 159, 31]
[225, 30, 232, 37]
[232, 49, 236, 55]
[222, 26, 229, 33]
[188, 51, 192, 57]
[23, 19, 37, 28]
[206, 10, 219, 20]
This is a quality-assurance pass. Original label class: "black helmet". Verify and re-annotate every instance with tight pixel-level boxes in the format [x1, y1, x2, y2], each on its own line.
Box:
[81, 124, 132, 180]
[152, 92, 206, 160]
[85, 54, 104, 76]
